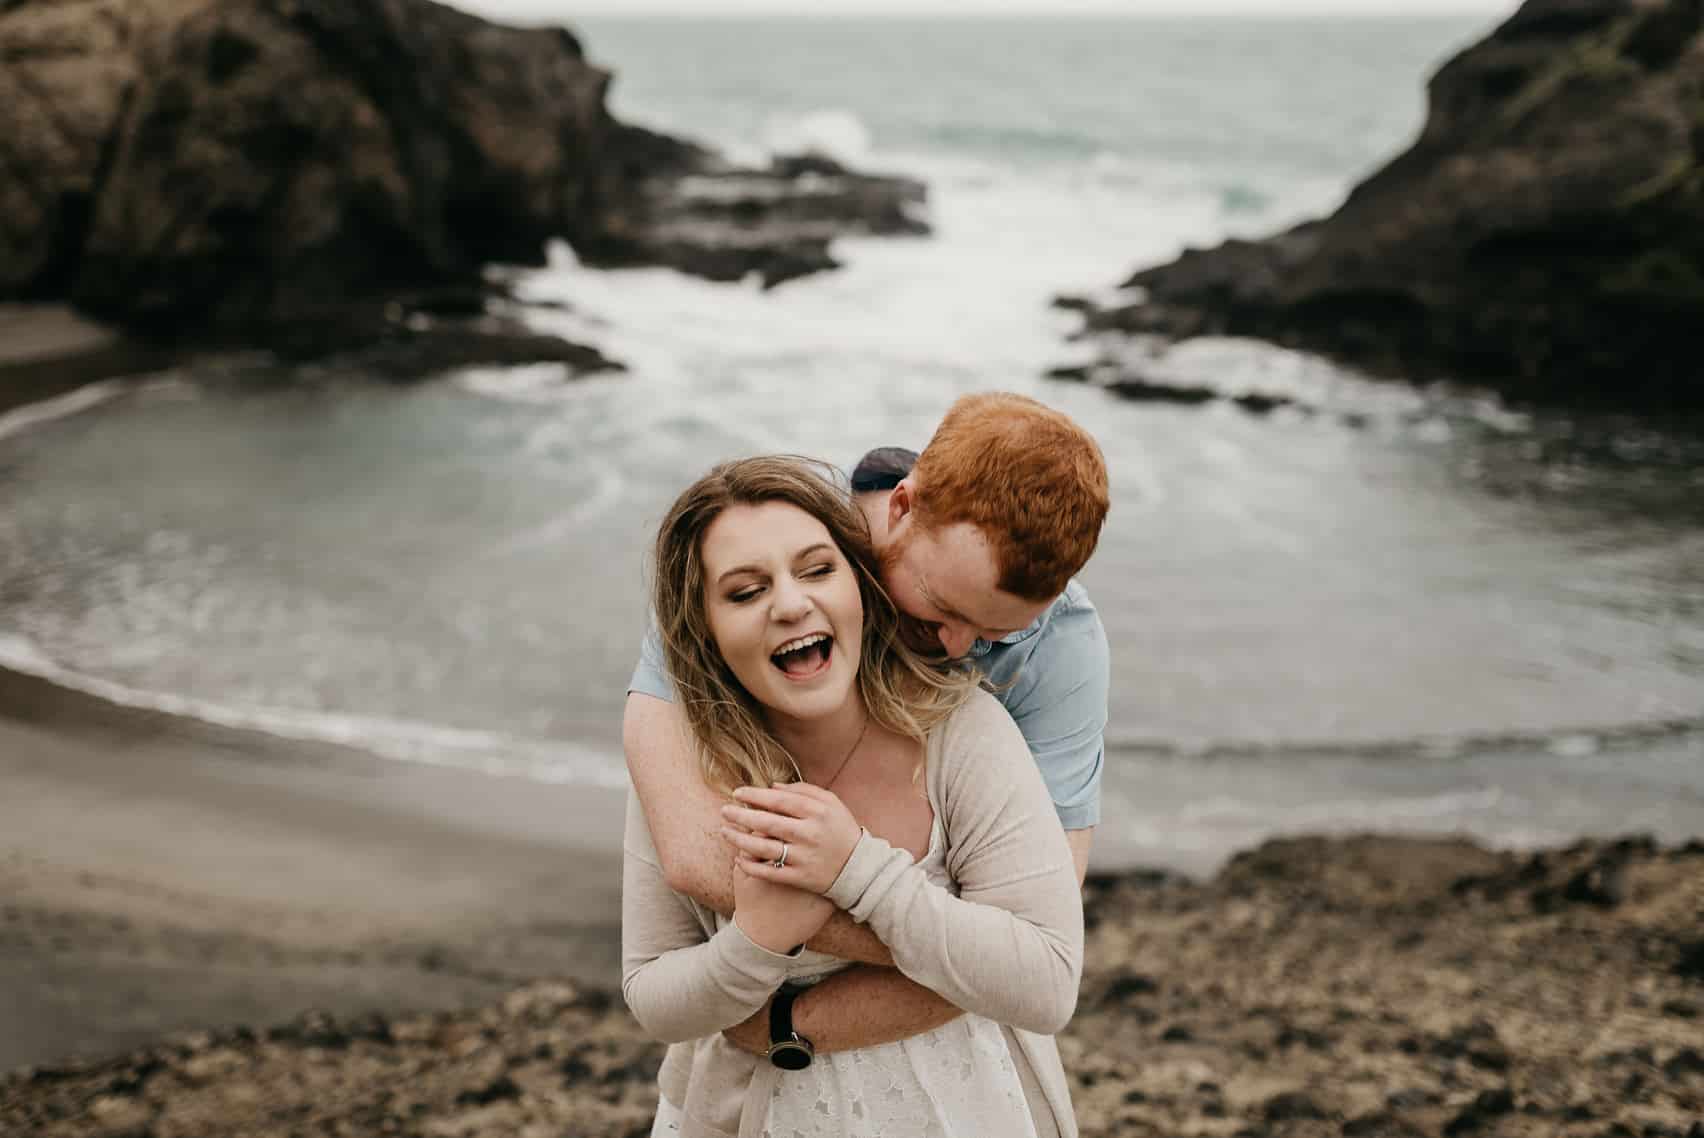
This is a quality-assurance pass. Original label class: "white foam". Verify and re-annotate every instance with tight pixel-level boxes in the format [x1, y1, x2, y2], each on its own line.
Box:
[1548, 733, 1601, 758]
[0, 634, 628, 789]
[760, 108, 873, 166]
[0, 379, 133, 442]
[453, 362, 623, 404]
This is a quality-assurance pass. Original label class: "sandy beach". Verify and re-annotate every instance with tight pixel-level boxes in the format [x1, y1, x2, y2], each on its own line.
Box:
[0, 664, 627, 1074]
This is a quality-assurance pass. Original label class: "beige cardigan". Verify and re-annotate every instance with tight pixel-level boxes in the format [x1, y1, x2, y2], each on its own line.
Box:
[621, 688, 1084, 1138]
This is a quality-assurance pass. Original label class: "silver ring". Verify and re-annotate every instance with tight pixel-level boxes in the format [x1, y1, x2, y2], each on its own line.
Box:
[772, 842, 789, 869]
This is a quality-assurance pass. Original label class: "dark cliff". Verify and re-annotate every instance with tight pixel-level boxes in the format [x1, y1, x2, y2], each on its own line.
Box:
[0, 0, 924, 345]
[1068, 0, 1704, 412]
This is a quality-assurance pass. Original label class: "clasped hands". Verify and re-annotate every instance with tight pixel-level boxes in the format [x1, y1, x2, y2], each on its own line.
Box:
[721, 782, 863, 956]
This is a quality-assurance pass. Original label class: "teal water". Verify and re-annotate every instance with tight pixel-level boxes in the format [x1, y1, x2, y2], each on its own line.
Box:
[583, 17, 1483, 190]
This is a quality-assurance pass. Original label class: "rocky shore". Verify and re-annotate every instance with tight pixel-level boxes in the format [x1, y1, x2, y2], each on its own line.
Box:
[0, 0, 925, 382]
[6, 834, 1699, 1138]
[1060, 0, 1704, 413]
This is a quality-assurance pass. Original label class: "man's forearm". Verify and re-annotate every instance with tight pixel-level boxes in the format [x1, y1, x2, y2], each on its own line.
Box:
[724, 965, 960, 1056]
[803, 912, 893, 966]
[1066, 827, 1093, 887]
[626, 694, 731, 897]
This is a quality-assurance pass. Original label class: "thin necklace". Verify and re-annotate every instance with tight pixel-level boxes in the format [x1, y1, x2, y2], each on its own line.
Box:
[815, 711, 871, 791]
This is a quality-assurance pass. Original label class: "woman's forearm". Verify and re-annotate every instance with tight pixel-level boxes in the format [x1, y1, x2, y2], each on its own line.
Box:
[622, 921, 798, 1044]
[801, 910, 895, 965]
[825, 837, 1082, 1034]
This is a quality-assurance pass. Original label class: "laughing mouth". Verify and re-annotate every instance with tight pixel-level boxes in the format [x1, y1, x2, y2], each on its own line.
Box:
[771, 632, 833, 678]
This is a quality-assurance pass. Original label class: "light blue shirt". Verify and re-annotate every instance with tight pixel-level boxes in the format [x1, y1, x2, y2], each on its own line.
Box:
[627, 578, 1108, 829]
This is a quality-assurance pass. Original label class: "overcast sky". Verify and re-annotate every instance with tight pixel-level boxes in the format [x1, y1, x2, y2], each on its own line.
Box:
[447, 0, 1519, 20]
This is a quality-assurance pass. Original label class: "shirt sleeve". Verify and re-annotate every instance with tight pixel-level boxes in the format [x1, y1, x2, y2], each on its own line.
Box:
[1003, 590, 1109, 830]
[626, 615, 675, 702]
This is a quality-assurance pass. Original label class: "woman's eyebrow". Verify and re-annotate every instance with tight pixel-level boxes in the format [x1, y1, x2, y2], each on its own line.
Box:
[714, 543, 835, 585]
[714, 564, 763, 585]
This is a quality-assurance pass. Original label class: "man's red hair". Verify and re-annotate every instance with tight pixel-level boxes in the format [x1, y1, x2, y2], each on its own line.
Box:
[910, 393, 1109, 602]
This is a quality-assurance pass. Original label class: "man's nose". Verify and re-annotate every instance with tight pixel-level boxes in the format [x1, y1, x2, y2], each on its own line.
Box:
[938, 623, 977, 658]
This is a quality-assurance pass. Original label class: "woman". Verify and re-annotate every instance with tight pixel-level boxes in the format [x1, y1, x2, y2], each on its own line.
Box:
[622, 456, 1083, 1138]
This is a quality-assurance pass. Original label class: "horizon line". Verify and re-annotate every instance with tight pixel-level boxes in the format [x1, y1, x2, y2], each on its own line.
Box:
[562, 8, 1507, 18]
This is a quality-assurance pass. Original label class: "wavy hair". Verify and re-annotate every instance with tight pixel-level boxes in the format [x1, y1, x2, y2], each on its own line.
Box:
[651, 456, 976, 796]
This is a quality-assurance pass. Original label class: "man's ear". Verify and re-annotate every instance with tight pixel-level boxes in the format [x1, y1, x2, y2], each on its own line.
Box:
[888, 477, 916, 532]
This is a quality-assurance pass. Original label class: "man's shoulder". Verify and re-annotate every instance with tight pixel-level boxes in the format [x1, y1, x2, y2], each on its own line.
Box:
[977, 578, 1107, 715]
[1047, 578, 1099, 624]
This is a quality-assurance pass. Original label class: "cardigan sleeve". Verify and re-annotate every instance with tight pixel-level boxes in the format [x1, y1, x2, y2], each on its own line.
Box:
[620, 791, 798, 1043]
[823, 692, 1085, 1034]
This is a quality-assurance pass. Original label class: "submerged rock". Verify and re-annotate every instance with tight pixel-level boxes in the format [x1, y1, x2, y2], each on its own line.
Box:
[1058, 0, 1704, 412]
[580, 147, 928, 290]
[261, 297, 624, 381]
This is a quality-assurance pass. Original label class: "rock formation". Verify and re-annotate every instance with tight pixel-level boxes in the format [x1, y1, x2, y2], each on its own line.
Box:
[1063, 0, 1704, 412]
[0, 0, 925, 371]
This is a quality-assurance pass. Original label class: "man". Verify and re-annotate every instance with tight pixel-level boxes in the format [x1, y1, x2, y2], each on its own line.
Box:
[624, 390, 1110, 1056]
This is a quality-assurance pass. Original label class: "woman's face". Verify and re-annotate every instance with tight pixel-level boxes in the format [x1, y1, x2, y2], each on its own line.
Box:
[699, 500, 864, 725]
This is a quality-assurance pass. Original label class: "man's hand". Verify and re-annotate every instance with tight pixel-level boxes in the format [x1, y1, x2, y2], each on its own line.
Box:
[625, 694, 733, 902]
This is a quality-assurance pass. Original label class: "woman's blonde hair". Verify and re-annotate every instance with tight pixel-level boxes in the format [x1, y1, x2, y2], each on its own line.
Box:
[651, 455, 977, 796]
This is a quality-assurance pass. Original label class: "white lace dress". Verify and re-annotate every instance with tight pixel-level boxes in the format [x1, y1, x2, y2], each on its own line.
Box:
[651, 811, 1038, 1138]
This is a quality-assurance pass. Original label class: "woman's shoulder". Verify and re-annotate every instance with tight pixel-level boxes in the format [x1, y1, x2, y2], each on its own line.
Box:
[931, 686, 1028, 777]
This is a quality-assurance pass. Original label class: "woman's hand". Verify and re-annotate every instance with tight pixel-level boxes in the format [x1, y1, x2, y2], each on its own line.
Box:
[730, 851, 833, 955]
[721, 782, 863, 895]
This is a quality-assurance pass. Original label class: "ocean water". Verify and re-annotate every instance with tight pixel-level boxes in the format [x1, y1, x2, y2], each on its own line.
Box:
[3, 16, 1701, 872]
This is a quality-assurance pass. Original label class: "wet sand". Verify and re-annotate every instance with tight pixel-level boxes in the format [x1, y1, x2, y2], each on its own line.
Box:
[0, 305, 176, 417]
[0, 665, 626, 1073]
